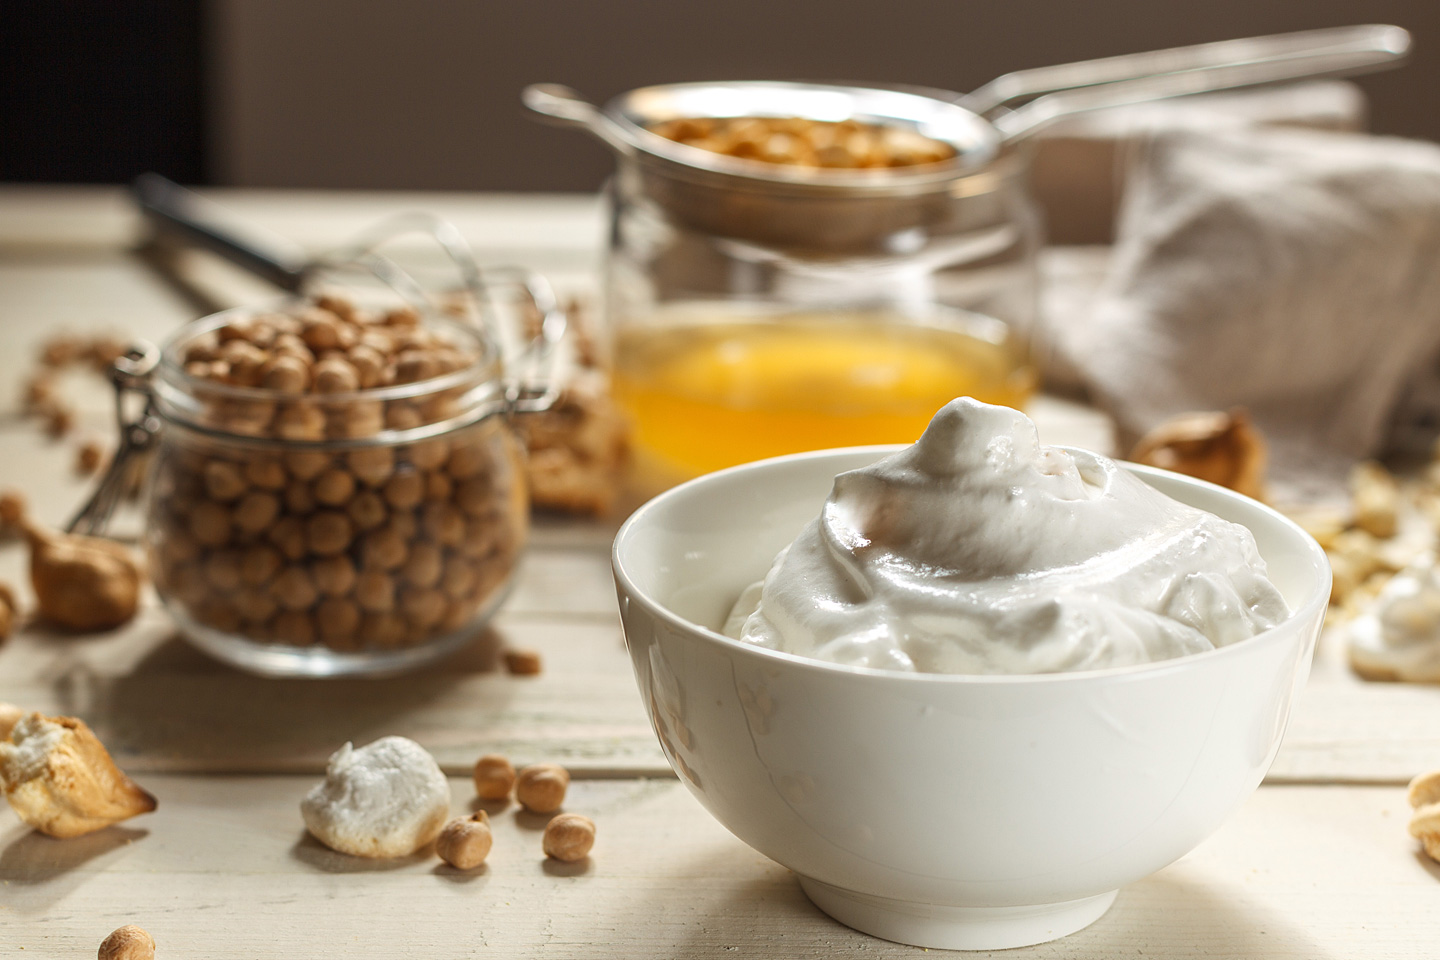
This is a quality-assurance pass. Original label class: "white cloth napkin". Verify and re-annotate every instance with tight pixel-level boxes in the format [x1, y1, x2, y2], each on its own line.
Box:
[1047, 126, 1440, 497]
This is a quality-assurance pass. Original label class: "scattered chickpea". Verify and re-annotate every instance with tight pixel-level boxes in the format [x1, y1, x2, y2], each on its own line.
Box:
[0, 490, 27, 529]
[504, 648, 543, 676]
[436, 810, 493, 869]
[75, 439, 106, 475]
[543, 812, 596, 862]
[516, 763, 569, 813]
[0, 582, 17, 642]
[98, 923, 155, 960]
[473, 754, 516, 800]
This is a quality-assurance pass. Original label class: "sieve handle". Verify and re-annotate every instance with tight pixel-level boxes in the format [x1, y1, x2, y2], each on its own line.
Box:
[522, 84, 636, 156]
[966, 24, 1410, 142]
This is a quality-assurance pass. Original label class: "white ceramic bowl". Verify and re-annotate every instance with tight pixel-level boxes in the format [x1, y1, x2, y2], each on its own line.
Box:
[612, 446, 1330, 951]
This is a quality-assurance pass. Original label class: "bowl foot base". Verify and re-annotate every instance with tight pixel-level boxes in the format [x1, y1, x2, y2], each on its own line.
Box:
[797, 876, 1117, 950]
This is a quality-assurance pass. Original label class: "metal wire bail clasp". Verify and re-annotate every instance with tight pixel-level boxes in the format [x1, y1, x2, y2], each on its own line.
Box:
[68, 341, 163, 536]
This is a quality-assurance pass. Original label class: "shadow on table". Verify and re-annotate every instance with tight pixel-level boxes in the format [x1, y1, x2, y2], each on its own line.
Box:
[650, 867, 1337, 959]
[46, 626, 513, 775]
[289, 830, 436, 873]
[0, 823, 149, 913]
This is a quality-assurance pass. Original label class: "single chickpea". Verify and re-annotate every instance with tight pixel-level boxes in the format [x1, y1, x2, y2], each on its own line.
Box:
[348, 344, 386, 388]
[440, 598, 476, 632]
[354, 569, 396, 613]
[383, 470, 424, 510]
[330, 400, 383, 439]
[274, 609, 317, 646]
[313, 467, 356, 506]
[203, 550, 243, 592]
[473, 754, 516, 800]
[314, 356, 360, 394]
[274, 402, 326, 441]
[260, 355, 310, 395]
[408, 438, 450, 471]
[203, 460, 247, 501]
[400, 586, 446, 629]
[301, 310, 345, 351]
[543, 813, 596, 862]
[267, 515, 308, 560]
[383, 304, 420, 327]
[312, 554, 357, 596]
[347, 447, 395, 487]
[446, 441, 489, 479]
[441, 562, 478, 600]
[388, 511, 418, 541]
[359, 328, 395, 354]
[315, 293, 358, 322]
[306, 511, 354, 556]
[272, 334, 316, 368]
[240, 544, 283, 585]
[455, 477, 494, 517]
[243, 458, 287, 490]
[421, 502, 465, 547]
[233, 490, 281, 535]
[196, 597, 242, 633]
[436, 811, 493, 870]
[361, 526, 409, 570]
[284, 449, 331, 481]
[504, 648, 543, 676]
[420, 394, 460, 424]
[284, 479, 317, 516]
[516, 763, 569, 813]
[271, 565, 319, 611]
[98, 923, 155, 960]
[160, 528, 200, 567]
[385, 402, 425, 431]
[359, 611, 406, 647]
[424, 471, 453, 502]
[392, 349, 439, 385]
[221, 340, 268, 386]
[316, 596, 361, 644]
[346, 490, 388, 531]
[189, 500, 232, 548]
[0, 489, 26, 528]
[400, 542, 443, 588]
[233, 585, 278, 624]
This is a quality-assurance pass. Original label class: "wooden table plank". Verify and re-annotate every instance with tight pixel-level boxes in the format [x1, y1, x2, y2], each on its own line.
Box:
[3, 778, 1434, 958]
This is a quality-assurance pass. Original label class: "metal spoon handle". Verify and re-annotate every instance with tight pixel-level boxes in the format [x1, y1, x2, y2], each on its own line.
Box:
[961, 24, 1408, 125]
[521, 84, 636, 156]
[988, 24, 1410, 143]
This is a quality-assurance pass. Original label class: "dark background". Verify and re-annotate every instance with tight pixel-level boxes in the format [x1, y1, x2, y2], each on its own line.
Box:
[4, 0, 1438, 191]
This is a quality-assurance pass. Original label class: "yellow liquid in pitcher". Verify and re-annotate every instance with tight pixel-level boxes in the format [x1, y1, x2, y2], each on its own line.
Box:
[612, 313, 1036, 478]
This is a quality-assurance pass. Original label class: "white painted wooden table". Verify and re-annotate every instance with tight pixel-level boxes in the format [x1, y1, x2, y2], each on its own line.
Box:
[1, 187, 1437, 957]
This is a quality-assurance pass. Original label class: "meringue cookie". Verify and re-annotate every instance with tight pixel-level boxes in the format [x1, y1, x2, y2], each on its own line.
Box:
[301, 736, 450, 858]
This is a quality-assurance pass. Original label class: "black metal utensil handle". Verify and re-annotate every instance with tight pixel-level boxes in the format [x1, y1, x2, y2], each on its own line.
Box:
[133, 172, 309, 292]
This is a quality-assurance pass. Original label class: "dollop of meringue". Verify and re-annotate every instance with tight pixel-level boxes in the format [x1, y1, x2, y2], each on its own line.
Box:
[1348, 556, 1440, 681]
[724, 398, 1288, 674]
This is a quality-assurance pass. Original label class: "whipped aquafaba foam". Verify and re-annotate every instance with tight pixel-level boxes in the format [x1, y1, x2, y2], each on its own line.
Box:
[724, 399, 1288, 674]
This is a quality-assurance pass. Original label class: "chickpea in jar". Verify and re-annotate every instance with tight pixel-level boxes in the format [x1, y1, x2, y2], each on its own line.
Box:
[648, 116, 956, 169]
[146, 294, 528, 659]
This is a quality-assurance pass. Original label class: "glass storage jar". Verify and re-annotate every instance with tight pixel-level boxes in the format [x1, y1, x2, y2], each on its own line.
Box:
[528, 82, 1041, 482]
[100, 301, 548, 678]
